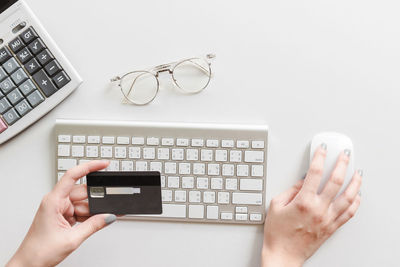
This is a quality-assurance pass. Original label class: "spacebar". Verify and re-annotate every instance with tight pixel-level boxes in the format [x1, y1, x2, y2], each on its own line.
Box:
[159, 204, 186, 218]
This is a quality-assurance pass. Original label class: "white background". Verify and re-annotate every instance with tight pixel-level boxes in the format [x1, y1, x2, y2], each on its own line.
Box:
[1, 0, 399, 266]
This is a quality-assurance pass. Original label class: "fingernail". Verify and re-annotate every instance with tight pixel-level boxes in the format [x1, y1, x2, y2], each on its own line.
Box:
[301, 173, 307, 179]
[320, 143, 327, 150]
[358, 169, 363, 177]
[358, 191, 361, 196]
[105, 214, 117, 225]
[344, 149, 351, 157]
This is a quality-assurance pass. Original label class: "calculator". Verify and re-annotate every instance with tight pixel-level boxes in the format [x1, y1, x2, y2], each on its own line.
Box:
[0, 0, 82, 144]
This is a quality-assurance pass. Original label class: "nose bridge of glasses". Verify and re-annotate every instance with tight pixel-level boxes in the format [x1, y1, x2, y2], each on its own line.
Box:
[152, 63, 173, 77]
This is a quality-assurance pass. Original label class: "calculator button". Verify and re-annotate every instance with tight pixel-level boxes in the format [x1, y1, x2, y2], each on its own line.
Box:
[0, 47, 12, 64]
[15, 99, 32, 116]
[27, 90, 44, 107]
[3, 58, 20, 74]
[45, 60, 62, 77]
[11, 68, 28, 85]
[19, 79, 36, 96]
[33, 69, 58, 97]
[20, 27, 38, 44]
[28, 38, 46, 55]
[37, 49, 54, 66]
[53, 71, 70, 89]
[0, 77, 16, 94]
[7, 88, 24, 105]
[0, 97, 12, 114]
[0, 67, 7, 82]
[24, 58, 41, 75]
[3, 108, 20, 125]
[9, 36, 25, 53]
[0, 117, 7, 133]
[16, 47, 33, 64]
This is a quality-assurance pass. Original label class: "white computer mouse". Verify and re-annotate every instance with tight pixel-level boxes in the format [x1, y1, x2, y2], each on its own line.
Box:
[310, 132, 354, 196]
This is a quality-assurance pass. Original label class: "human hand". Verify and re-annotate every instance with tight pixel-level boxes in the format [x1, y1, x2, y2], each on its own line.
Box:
[262, 144, 362, 267]
[7, 161, 116, 267]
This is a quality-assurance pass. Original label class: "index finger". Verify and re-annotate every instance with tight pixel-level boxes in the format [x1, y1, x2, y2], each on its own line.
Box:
[53, 160, 109, 198]
[300, 144, 327, 194]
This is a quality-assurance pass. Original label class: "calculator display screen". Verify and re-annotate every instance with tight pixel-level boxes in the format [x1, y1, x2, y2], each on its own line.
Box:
[0, 0, 17, 14]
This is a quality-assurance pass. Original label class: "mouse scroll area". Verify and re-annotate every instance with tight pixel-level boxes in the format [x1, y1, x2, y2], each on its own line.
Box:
[309, 132, 355, 196]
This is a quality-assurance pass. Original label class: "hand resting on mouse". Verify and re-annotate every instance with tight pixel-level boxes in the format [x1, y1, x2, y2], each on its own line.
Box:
[261, 144, 362, 267]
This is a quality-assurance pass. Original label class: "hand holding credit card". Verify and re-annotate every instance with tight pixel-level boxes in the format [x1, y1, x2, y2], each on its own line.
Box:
[87, 171, 162, 215]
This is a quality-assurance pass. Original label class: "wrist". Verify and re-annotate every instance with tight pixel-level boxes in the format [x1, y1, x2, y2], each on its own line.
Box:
[261, 246, 304, 267]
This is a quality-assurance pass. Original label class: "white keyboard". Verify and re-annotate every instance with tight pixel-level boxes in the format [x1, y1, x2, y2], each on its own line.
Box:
[55, 119, 268, 224]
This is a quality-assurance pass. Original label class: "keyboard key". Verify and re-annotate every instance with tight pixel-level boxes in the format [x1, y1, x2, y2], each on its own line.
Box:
[186, 149, 198, 161]
[174, 190, 186, 202]
[0, 77, 15, 94]
[9, 36, 25, 53]
[164, 162, 176, 174]
[193, 163, 205, 175]
[201, 149, 213, 161]
[178, 162, 190, 174]
[251, 165, 264, 177]
[232, 193, 262, 205]
[7, 88, 24, 105]
[16, 47, 33, 64]
[157, 148, 170, 160]
[162, 190, 172, 202]
[222, 164, 234, 176]
[0, 117, 8, 133]
[132, 137, 144, 145]
[100, 146, 113, 158]
[71, 145, 84, 157]
[102, 136, 115, 144]
[207, 206, 219, 219]
[235, 214, 248, 221]
[237, 165, 249, 176]
[20, 27, 38, 44]
[182, 176, 195, 188]
[58, 135, 71, 142]
[225, 178, 238, 190]
[189, 191, 201, 202]
[221, 212, 233, 220]
[221, 139, 234, 148]
[230, 150, 242, 162]
[252, 141, 265, 149]
[244, 151, 264, 163]
[37, 49, 54, 65]
[191, 138, 204, 147]
[117, 136, 130, 144]
[210, 178, 223, 190]
[237, 140, 249, 148]
[203, 191, 216, 203]
[150, 162, 162, 172]
[208, 164, 220, 175]
[250, 213, 262, 221]
[236, 207, 248, 213]
[72, 135, 86, 143]
[143, 147, 155, 159]
[14, 99, 32, 116]
[88, 136, 100, 144]
[32, 69, 58, 97]
[52, 71, 70, 89]
[240, 179, 263, 191]
[0, 47, 12, 64]
[121, 160, 133, 171]
[86, 146, 99, 157]
[58, 158, 77, 171]
[147, 137, 159, 145]
[197, 177, 209, 189]
[19, 79, 37, 96]
[24, 58, 41, 75]
[176, 138, 189, 146]
[26, 90, 44, 107]
[161, 138, 174, 146]
[167, 176, 179, 188]
[28, 38, 46, 55]
[3, 108, 20, 125]
[11, 68, 28, 85]
[135, 161, 148, 171]
[0, 67, 7, 82]
[128, 147, 141, 158]
[3, 58, 20, 74]
[215, 150, 227, 162]
[189, 205, 204, 219]
[58, 144, 70, 157]
[206, 139, 219, 147]
[171, 148, 184, 160]
[0, 97, 12, 114]
[217, 192, 230, 204]
[160, 204, 186, 218]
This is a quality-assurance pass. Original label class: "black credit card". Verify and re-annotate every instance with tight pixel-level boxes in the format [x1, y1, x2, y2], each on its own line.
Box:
[86, 171, 162, 215]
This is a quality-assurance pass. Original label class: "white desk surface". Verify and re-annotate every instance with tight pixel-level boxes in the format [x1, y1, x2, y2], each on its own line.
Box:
[1, 0, 399, 266]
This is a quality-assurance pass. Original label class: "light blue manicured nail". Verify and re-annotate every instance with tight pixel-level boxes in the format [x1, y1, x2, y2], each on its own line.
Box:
[105, 214, 117, 225]
[358, 169, 363, 177]
[344, 149, 351, 157]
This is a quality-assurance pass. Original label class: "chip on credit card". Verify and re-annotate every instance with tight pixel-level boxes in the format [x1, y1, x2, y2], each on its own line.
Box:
[86, 171, 162, 215]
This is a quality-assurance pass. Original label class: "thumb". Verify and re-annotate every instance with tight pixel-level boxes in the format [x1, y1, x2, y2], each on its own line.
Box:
[71, 214, 116, 246]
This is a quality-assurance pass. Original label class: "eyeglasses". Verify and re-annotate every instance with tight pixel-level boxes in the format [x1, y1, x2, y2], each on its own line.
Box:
[111, 53, 216, 105]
